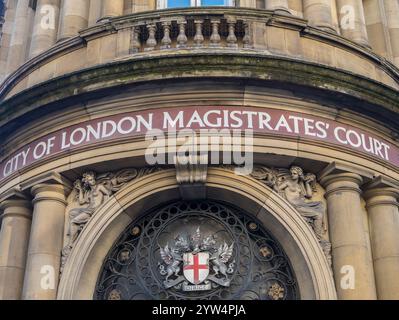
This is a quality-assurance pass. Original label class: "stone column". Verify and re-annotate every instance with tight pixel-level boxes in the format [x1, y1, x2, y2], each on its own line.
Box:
[303, 0, 336, 33]
[88, 0, 102, 26]
[363, 0, 390, 59]
[364, 186, 399, 300]
[265, 0, 290, 14]
[29, 0, 61, 58]
[5, 0, 31, 74]
[320, 172, 377, 300]
[240, 0, 257, 8]
[383, 0, 399, 67]
[288, 0, 303, 17]
[0, 0, 17, 82]
[0, 197, 32, 299]
[57, 0, 90, 41]
[22, 184, 67, 300]
[336, 0, 369, 46]
[100, 0, 124, 21]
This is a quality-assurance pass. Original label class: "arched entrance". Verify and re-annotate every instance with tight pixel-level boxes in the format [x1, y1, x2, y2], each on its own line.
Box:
[57, 168, 337, 300]
[95, 200, 299, 300]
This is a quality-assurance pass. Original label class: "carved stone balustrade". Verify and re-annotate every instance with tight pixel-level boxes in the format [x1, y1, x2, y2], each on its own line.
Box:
[1, 7, 399, 120]
[126, 14, 252, 53]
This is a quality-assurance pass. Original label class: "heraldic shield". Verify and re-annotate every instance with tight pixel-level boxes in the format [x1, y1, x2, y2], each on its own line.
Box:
[183, 252, 210, 285]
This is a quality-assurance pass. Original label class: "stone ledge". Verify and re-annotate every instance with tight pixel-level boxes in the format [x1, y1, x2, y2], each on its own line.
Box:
[0, 53, 398, 138]
[0, 8, 398, 103]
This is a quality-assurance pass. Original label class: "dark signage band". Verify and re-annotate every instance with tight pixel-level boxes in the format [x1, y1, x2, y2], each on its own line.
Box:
[1, 106, 398, 182]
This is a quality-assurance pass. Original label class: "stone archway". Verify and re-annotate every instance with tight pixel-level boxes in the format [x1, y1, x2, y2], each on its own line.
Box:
[57, 168, 337, 300]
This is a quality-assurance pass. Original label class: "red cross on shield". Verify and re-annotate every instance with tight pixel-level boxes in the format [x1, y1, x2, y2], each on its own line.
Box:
[183, 252, 210, 285]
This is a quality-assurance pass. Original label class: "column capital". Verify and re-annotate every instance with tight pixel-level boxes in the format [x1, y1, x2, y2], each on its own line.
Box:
[318, 161, 373, 181]
[320, 172, 363, 188]
[31, 184, 68, 206]
[0, 199, 32, 220]
[0, 187, 28, 203]
[20, 171, 72, 193]
[0, 188, 32, 219]
[19, 172, 71, 206]
[363, 188, 399, 208]
[363, 175, 399, 191]
[363, 176, 399, 207]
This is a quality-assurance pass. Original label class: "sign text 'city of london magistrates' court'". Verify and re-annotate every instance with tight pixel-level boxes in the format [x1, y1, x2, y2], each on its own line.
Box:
[1, 106, 398, 182]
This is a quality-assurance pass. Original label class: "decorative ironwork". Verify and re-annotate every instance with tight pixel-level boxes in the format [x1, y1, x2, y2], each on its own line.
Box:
[95, 201, 298, 300]
[268, 283, 285, 300]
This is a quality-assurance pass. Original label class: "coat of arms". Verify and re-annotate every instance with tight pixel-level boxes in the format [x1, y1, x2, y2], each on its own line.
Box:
[158, 228, 235, 291]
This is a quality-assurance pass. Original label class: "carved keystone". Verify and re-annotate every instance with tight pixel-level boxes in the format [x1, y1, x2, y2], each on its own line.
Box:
[174, 154, 208, 200]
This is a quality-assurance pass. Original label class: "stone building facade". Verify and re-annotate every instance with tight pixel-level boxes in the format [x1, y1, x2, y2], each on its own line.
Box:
[0, 0, 398, 300]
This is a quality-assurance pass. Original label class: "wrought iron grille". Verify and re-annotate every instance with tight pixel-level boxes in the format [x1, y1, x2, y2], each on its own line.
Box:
[95, 201, 299, 300]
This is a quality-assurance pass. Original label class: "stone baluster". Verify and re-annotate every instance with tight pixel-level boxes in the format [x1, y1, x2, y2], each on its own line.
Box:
[161, 22, 172, 50]
[210, 19, 221, 48]
[145, 24, 157, 51]
[177, 20, 187, 48]
[193, 19, 204, 48]
[129, 26, 141, 54]
[226, 19, 238, 48]
[243, 21, 253, 49]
